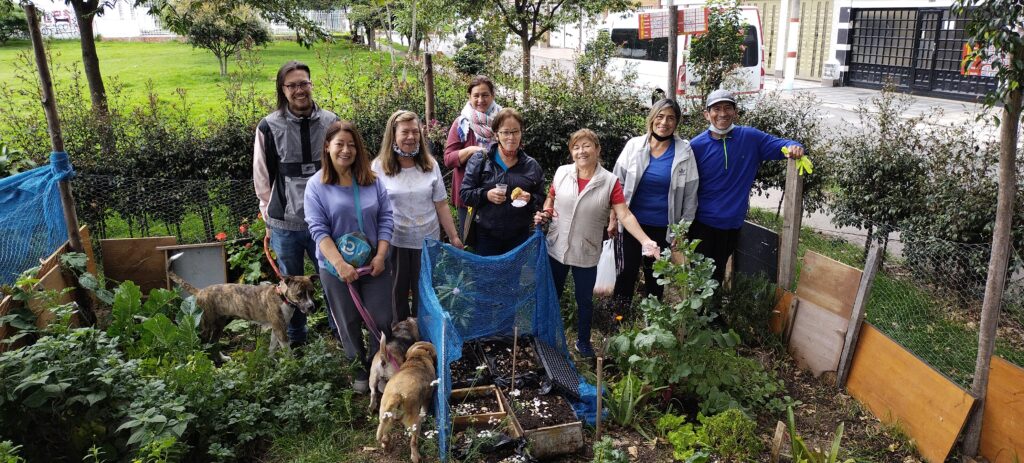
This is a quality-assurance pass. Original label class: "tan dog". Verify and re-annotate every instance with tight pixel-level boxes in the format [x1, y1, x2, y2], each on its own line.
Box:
[167, 253, 318, 353]
[376, 341, 437, 463]
[368, 317, 420, 411]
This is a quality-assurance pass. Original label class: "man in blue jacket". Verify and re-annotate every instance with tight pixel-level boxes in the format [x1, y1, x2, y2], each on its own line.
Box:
[689, 89, 805, 283]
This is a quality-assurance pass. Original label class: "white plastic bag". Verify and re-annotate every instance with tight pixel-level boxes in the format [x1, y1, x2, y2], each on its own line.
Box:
[593, 239, 617, 297]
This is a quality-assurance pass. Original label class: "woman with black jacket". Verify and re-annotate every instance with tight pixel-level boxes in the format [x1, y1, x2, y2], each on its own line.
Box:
[459, 108, 545, 256]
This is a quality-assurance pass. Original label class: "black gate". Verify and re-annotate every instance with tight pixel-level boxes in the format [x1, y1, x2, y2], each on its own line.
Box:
[846, 8, 996, 99]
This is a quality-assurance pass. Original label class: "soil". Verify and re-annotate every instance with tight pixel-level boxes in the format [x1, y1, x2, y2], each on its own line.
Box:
[481, 338, 542, 380]
[506, 388, 578, 431]
[452, 391, 502, 418]
[451, 342, 491, 388]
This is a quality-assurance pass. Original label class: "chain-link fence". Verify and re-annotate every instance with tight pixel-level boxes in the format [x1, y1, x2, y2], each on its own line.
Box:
[74, 175, 260, 247]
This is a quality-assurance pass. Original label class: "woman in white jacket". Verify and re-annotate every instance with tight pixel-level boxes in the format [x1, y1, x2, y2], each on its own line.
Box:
[534, 129, 659, 358]
[610, 99, 699, 321]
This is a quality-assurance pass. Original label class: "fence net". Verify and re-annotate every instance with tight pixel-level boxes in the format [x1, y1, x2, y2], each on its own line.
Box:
[73, 174, 260, 247]
[0, 152, 74, 285]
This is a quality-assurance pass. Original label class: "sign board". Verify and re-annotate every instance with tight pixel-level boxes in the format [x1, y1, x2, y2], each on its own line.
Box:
[638, 8, 709, 40]
[822, 62, 839, 80]
[961, 43, 998, 77]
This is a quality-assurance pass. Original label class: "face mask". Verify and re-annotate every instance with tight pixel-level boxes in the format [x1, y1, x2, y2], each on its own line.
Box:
[708, 124, 735, 135]
[392, 143, 419, 158]
[651, 132, 673, 142]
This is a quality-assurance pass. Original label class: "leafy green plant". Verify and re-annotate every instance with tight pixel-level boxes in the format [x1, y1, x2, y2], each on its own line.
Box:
[656, 414, 708, 462]
[714, 272, 780, 347]
[592, 436, 629, 463]
[603, 371, 666, 434]
[453, 42, 488, 76]
[687, 0, 744, 98]
[787, 406, 855, 463]
[0, 138, 34, 177]
[0, 441, 25, 463]
[697, 408, 762, 461]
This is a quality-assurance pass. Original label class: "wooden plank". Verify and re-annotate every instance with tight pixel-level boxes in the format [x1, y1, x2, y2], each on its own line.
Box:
[771, 288, 795, 334]
[980, 356, 1024, 463]
[777, 160, 803, 291]
[787, 298, 848, 377]
[796, 251, 861, 319]
[846, 324, 975, 463]
[838, 241, 882, 388]
[101, 237, 177, 294]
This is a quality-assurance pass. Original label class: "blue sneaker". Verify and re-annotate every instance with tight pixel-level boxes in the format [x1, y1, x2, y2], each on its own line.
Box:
[575, 340, 596, 358]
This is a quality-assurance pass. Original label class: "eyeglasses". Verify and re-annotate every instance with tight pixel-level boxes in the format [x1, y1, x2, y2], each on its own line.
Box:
[283, 81, 313, 91]
[498, 130, 521, 137]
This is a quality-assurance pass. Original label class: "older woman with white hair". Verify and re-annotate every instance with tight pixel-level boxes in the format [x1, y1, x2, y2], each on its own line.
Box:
[373, 110, 463, 320]
[610, 98, 699, 321]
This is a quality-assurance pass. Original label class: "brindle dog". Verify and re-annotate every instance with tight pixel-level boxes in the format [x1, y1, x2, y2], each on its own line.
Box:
[167, 253, 318, 353]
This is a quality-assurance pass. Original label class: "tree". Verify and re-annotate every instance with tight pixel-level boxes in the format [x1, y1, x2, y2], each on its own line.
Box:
[0, 0, 27, 44]
[952, 0, 1023, 459]
[461, 0, 635, 103]
[158, 1, 271, 76]
[688, 0, 743, 98]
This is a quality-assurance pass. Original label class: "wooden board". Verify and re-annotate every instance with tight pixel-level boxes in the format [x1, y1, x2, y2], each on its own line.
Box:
[26, 264, 75, 327]
[980, 356, 1024, 463]
[846, 324, 975, 463]
[796, 251, 861, 319]
[787, 298, 848, 376]
[101, 236, 177, 294]
[771, 289, 794, 334]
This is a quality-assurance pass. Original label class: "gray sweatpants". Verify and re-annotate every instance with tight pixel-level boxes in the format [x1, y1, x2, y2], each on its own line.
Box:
[320, 263, 395, 379]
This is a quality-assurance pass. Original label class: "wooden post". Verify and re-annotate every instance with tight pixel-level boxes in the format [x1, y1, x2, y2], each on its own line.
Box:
[510, 326, 519, 391]
[24, 4, 94, 325]
[837, 240, 882, 388]
[424, 53, 435, 123]
[777, 159, 803, 291]
[666, 1, 678, 99]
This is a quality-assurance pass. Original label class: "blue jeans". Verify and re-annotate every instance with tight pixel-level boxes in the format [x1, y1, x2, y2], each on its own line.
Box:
[550, 257, 598, 346]
[268, 225, 319, 344]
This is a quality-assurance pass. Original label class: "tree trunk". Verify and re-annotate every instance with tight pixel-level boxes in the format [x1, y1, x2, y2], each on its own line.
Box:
[219, 55, 228, 76]
[367, 26, 377, 49]
[961, 84, 1021, 459]
[520, 33, 532, 104]
[70, 0, 115, 157]
[410, 0, 418, 58]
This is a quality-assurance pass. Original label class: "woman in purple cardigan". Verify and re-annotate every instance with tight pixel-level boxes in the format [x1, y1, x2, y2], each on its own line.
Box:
[304, 120, 394, 395]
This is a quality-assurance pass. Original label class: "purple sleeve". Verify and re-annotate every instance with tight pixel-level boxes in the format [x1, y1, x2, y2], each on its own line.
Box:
[304, 179, 332, 246]
[375, 180, 395, 243]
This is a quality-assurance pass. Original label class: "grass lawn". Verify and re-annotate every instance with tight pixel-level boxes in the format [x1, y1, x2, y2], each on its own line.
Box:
[0, 38, 381, 118]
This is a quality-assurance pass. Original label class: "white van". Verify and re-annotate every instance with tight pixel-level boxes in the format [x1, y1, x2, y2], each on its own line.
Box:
[603, 5, 765, 101]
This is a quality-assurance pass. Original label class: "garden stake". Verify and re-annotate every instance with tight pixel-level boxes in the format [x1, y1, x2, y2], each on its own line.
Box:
[596, 356, 604, 440]
[511, 326, 519, 390]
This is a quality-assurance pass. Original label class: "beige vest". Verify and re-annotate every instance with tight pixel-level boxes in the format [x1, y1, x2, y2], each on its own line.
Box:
[546, 164, 617, 267]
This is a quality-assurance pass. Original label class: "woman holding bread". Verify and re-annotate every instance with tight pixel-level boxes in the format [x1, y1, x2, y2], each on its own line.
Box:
[459, 108, 545, 256]
[534, 129, 660, 358]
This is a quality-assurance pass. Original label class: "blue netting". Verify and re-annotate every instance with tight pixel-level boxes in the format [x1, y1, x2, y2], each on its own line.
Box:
[0, 152, 74, 285]
[419, 229, 595, 460]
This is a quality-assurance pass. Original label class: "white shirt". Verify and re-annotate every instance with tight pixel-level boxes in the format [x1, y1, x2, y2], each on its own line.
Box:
[371, 159, 448, 249]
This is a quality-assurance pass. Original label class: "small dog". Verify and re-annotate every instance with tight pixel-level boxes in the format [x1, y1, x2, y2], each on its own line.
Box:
[166, 253, 318, 353]
[368, 317, 420, 411]
[376, 341, 437, 463]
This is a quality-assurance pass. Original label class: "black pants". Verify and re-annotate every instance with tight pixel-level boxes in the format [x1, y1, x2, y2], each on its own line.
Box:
[612, 224, 669, 318]
[390, 246, 422, 320]
[688, 219, 741, 284]
[474, 227, 530, 257]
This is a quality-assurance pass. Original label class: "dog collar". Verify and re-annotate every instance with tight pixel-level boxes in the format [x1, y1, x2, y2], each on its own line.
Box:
[275, 286, 302, 311]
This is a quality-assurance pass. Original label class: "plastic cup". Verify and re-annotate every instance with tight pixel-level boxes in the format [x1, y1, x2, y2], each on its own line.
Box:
[495, 183, 508, 195]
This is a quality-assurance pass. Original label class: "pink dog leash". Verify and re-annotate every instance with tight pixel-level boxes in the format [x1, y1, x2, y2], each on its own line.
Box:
[347, 266, 401, 371]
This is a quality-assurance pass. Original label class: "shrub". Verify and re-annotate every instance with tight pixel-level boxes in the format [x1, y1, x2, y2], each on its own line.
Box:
[0, 1, 27, 45]
[715, 272, 779, 347]
[452, 42, 488, 76]
[697, 408, 762, 461]
[591, 436, 630, 463]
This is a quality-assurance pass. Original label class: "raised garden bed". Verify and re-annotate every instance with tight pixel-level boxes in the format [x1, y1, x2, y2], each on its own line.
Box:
[502, 387, 583, 460]
[451, 385, 507, 431]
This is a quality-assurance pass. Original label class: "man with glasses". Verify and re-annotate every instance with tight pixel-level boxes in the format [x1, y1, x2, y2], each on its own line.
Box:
[253, 61, 339, 346]
[688, 89, 805, 283]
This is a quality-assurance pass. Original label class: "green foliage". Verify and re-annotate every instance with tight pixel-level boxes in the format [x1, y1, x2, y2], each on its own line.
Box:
[687, 0, 744, 98]
[603, 372, 666, 432]
[591, 436, 629, 463]
[828, 86, 927, 248]
[787, 406, 855, 463]
[576, 30, 618, 78]
[225, 217, 272, 284]
[156, 0, 272, 76]
[697, 408, 761, 461]
[452, 42, 488, 76]
[953, 0, 1024, 112]
[0, 1, 27, 45]
[0, 441, 24, 463]
[0, 137, 34, 177]
[715, 272, 779, 347]
[657, 414, 707, 462]
[608, 224, 792, 415]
